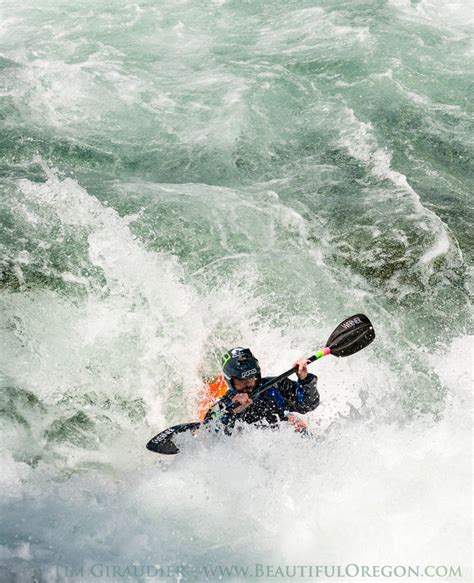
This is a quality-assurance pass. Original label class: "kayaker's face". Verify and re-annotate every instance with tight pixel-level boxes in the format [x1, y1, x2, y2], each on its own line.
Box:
[233, 376, 258, 393]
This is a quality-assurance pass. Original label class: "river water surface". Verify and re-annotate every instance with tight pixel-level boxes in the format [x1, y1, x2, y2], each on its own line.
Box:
[0, 1, 472, 581]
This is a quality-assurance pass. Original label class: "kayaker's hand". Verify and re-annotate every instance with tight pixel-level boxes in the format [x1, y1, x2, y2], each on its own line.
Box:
[293, 357, 309, 380]
[287, 414, 308, 433]
[231, 393, 253, 414]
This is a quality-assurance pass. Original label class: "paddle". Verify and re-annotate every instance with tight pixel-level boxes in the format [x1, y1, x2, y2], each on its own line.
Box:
[146, 314, 375, 455]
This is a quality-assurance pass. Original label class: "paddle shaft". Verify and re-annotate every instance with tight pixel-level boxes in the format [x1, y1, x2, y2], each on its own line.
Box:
[248, 346, 331, 401]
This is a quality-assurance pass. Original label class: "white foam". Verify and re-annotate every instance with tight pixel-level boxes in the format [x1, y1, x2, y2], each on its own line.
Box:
[389, 0, 474, 34]
[256, 7, 370, 55]
[338, 108, 461, 272]
[0, 452, 31, 499]
[1, 391, 471, 577]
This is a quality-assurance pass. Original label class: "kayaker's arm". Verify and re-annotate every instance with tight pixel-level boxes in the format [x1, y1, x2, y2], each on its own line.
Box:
[229, 392, 253, 414]
[277, 373, 320, 414]
[203, 393, 239, 428]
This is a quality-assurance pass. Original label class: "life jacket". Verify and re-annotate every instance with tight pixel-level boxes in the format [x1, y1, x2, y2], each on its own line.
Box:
[195, 374, 228, 421]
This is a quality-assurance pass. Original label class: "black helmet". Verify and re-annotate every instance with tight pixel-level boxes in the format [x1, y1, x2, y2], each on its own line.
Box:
[221, 347, 261, 391]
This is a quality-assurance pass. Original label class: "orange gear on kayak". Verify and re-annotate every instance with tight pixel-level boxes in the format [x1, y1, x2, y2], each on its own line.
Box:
[195, 374, 228, 421]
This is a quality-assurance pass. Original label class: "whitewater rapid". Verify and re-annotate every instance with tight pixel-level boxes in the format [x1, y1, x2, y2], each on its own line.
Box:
[1, 0, 472, 581]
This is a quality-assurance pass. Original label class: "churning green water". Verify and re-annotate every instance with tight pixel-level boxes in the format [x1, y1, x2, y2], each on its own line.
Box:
[0, 1, 472, 582]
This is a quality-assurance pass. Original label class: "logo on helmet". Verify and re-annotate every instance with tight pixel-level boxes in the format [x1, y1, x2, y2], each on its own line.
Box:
[240, 368, 258, 378]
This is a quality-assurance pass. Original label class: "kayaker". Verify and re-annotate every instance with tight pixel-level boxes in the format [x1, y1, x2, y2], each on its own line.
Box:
[204, 347, 320, 433]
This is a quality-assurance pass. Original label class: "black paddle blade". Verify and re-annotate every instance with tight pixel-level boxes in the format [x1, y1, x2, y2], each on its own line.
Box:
[146, 422, 201, 455]
[326, 314, 375, 357]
